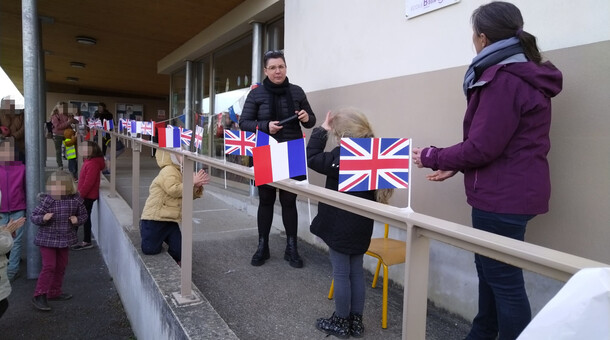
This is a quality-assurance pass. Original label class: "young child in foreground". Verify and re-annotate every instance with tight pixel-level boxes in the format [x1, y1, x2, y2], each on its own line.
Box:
[30, 170, 88, 311]
[307, 108, 393, 338]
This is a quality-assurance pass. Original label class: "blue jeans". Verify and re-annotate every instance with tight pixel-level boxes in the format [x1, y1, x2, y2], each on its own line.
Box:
[466, 208, 535, 340]
[329, 248, 366, 318]
[1, 210, 26, 279]
[140, 220, 182, 262]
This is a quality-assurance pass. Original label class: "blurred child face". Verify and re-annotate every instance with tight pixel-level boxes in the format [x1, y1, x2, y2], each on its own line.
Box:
[47, 180, 72, 198]
[0, 140, 15, 163]
[79, 144, 92, 158]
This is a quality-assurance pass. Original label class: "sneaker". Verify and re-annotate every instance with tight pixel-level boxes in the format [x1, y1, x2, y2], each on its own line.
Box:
[48, 293, 73, 301]
[32, 295, 51, 311]
[71, 242, 94, 250]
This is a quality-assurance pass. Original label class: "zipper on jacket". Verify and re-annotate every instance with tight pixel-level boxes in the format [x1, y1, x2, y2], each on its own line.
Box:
[474, 170, 478, 192]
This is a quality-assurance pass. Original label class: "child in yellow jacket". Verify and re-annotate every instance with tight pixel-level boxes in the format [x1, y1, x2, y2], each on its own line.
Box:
[63, 128, 78, 181]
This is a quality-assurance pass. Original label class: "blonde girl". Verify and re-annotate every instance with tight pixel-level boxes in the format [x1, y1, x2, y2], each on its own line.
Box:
[307, 108, 392, 338]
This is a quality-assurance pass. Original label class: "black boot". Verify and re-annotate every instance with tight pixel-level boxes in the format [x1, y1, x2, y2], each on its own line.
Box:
[350, 312, 365, 338]
[315, 312, 350, 339]
[284, 235, 303, 268]
[32, 294, 51, 311]
[251, 235, 270, 266]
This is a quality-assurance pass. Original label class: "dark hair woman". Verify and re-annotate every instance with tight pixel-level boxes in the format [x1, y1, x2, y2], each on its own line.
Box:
[239, 50, 316, 268]
[412, 2, 563, 339]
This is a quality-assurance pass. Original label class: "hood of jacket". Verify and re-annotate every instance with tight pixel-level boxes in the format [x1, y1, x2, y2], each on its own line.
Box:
[64, 128, 76, 139]
[480, 61, 563, 99]
[155, 149, 180, 170]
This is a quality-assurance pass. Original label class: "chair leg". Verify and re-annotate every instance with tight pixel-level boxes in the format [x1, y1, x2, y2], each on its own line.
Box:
[371, 259, 382, 288]
[382, 264, 389, 329]
[328, 279, 334, 300]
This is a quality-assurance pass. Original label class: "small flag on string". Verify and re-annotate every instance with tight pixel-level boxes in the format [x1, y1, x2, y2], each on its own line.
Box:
[252, 137, 307, 186]
[194, 125, 204, 150]
[130, 120, 142, 135]
[180, 127, 192, 147]
[141, 121, 154, 136]
[158, 126, 180, 148]
[103, 119, 114, 131]
[225, 130, 255, 156]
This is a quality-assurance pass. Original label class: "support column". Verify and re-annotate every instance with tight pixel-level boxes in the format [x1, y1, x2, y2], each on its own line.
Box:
[251, 22, 264, 86]
[23, 0, 43, 279]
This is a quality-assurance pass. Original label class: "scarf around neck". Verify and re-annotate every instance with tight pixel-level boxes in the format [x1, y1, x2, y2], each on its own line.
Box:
[263, 77, 295, 120]
[463, 37, 524, 96]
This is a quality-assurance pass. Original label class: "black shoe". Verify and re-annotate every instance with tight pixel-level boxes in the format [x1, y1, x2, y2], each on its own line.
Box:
[350, 313, 365, 338]
[284, 235, 303, 268]
[32, 295, 51, 311]
[48, 293, 73, 301]
[316, 312, 350, 339]
[250, 236, 270, 266]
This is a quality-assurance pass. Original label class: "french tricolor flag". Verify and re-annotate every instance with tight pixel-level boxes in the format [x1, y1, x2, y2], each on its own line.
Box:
[255, 129, 278, 147]
[158, 126, 180, 148]
[252, 137, 307, 186]
[103, 119, 114, 131]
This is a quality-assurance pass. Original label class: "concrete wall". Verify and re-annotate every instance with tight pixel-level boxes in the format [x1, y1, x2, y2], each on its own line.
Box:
[92, 179, 237, 340]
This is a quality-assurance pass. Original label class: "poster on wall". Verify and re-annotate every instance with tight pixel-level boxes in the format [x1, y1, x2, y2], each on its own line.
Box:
[116, 103, 144, 120]
[405, 0, 460, 19]
[69, 100, 99, 119]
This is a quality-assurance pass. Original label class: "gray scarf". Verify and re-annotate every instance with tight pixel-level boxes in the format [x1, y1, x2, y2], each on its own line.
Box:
[463, 37, 524, 96]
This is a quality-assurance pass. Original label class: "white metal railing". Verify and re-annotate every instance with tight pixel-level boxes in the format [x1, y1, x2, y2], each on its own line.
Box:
[100, 130, 608, 340]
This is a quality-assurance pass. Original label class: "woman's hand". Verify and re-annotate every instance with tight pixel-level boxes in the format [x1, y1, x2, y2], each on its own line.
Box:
[321, 111, 332, 131]
[2, 217, 26, 234]
[296, 110, 309, 123]
[193, 169, 210, 187]
[426, 170, 457, 182]
[268, 121, 282, 134]
[412, 147, 424, 168]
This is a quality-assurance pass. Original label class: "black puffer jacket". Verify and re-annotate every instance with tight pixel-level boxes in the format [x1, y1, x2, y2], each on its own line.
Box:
[239, 82, 316, 142]
[307, 127, 375, 254]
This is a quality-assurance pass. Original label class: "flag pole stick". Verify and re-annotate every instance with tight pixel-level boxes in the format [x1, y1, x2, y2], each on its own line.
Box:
[407, 138, 412, 210]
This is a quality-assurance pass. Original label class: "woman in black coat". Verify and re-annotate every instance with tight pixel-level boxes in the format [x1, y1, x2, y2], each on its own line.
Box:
[307, 109, 392, 338]
[239, 50, 316, 268]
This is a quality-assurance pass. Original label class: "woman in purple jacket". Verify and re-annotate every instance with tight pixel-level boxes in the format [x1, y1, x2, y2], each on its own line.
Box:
[412, 2, 563, 340]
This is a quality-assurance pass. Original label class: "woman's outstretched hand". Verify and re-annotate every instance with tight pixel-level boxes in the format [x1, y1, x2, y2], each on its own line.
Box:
[426, 170, 457, 182]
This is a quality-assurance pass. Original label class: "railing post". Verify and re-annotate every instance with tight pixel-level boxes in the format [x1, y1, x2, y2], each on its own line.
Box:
[131, 140, 141, 228]
[402, 223, 430, 340]
[173, 156, 200, 304]
[109, 133, 117, 196]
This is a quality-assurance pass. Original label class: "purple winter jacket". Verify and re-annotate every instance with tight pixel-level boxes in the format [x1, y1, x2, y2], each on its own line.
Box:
[421, 61, 563, 215]
[0, 161, 26, 213]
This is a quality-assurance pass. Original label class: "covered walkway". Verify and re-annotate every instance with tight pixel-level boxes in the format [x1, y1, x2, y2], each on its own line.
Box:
[0, 152, 471, 339]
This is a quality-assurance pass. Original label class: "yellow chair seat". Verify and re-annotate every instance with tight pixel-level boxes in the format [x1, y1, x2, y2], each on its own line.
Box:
[366, 238, 406, 267]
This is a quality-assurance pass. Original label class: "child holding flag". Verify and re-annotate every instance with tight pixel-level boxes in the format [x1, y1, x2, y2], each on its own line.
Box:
[139, 150, 209, 264]
[307, 109, 392, 338]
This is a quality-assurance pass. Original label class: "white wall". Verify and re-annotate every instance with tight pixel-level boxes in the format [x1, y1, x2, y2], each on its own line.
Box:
[285, 0, 610, 92]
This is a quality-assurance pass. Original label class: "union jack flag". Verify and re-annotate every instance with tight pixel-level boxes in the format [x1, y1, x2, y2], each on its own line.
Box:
[180, 127, 192, 147]
[120, 118, 130, 132]
[141, 121, 154, 136]
[194, 125, 204, 150]
[339, 137, 410, 192]
[224, 130, 256, 156]
[89, 118, 103, 128]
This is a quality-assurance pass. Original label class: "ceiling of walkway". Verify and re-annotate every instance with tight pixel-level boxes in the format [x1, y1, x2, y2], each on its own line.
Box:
[0, 0, 246, 100]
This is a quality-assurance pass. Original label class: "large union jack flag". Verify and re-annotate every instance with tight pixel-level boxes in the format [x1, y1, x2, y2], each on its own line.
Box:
[180, 127, 192, 147]
[224, 129, 256, 156]
[339, 137, 410, 192]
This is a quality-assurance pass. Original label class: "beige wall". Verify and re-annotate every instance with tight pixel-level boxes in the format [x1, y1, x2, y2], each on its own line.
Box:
[306, 41, 610, 264]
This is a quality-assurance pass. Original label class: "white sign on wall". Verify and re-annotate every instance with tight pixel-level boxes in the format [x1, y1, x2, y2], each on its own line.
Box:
[406, 0, 460, 19]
